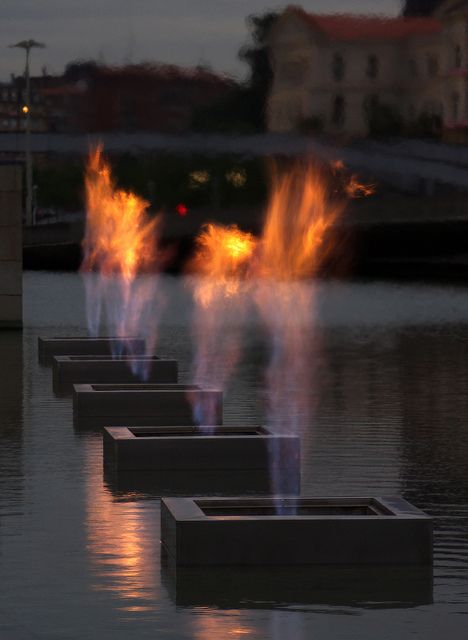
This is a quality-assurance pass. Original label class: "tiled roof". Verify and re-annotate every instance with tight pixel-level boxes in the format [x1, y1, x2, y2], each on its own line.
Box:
[289, 7, 441, 41]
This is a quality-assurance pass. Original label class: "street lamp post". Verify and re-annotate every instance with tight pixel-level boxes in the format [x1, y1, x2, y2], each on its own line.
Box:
[9, 39, 45, 226]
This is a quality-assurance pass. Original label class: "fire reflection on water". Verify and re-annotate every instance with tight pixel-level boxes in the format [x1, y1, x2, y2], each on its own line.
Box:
[84, 441, 158, 612]
[190, 613, 257, 639]
[189, 609, 305, 639]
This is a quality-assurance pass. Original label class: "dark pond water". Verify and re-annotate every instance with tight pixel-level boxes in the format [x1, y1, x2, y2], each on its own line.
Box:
[1, 272, 467, 639]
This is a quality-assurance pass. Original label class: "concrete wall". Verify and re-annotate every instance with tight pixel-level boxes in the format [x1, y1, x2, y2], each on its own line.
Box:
[0, 165, 22, 329]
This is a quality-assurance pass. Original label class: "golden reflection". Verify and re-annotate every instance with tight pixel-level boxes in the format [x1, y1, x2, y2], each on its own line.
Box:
[191, 614, 256, 638]
[84, 440, 158, 611]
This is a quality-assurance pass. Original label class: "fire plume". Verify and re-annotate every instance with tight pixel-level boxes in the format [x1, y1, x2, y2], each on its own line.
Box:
[187, 160, 373, 434]
[331, 159, 376, 199]
[258, 164, 342, 280]
[188, 223, 256, 426]
[82, 146, 159, 280]
[81, 146, 164, 371]
[190, 223, 257, 307]
[254, 162, 346, 497]
[345, 175, 375, 199]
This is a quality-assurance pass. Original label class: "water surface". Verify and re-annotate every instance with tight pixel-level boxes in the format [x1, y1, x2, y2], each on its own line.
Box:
[0, 272, 467, 639]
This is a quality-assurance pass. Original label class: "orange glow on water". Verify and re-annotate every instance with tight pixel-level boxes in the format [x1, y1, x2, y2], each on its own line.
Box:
[84, 443, 157, 610]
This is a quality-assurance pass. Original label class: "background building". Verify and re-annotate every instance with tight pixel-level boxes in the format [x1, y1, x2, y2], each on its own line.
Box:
[1, 62, 233, 135]
[267, 0, 468, 140]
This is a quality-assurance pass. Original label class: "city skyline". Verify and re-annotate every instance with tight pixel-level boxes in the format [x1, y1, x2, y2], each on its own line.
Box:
[2, 0, 401, 82]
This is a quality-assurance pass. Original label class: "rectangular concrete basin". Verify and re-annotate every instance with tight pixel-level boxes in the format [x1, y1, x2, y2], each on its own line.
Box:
[53, 355, 178, 392]
[73, 383, 222, 428]
[103, 425, 300, 475]
[161, 496, 433, 566]
[38, 336, 146, 365]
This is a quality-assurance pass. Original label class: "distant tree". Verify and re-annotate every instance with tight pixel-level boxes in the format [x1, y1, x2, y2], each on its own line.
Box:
[192, 12, 279, 132]
[63, 60, 100, 82]
[402, 0, 443, 16]
[238, 12, 279, 130]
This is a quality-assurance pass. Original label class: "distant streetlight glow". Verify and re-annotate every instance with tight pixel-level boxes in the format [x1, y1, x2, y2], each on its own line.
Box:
[9, 39, 46, 226]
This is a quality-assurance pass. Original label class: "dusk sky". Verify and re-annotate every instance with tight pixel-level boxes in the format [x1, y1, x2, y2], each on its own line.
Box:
[2, 0, 401, 82]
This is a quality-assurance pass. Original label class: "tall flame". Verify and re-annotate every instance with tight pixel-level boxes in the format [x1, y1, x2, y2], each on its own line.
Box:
[81, 146, 164, 371]
[187, 160, 372, 448]
[254, 163, 343, 495]
[258, 164, 341, 280]
[188, 224, 256, 426]
[83, 145, 158, 280]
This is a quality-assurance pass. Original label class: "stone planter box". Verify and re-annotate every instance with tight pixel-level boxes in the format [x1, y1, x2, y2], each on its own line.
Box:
[73, 383, 222, 428]
[38, 336, 146, 365]
[103, 425, 300, 478]
[161, 496, 433, 566]
[52, 355, 178, 393]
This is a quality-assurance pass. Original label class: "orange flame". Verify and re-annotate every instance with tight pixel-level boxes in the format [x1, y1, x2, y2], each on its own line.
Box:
[253, 163, 341, 493]
[331, 159, 375, 199]
[190, 223, 257, 307]
[345, 175, 375, 199]
[187, 161, 372, 433]
[258, 164, 342, 280]
[82, 145, 159, 281]
[188, 223, 256, 425]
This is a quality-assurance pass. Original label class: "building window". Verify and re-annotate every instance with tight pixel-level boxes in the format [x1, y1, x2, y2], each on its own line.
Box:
[424, 101, 435, 115]
[427, 54, 439, 77]
[410, 59, 418, 78]
[364, 94, 379, 111]
[366, 54, 379, 79]
[286, 61, 307, 85]
[281, 60, 306, 86]
[332, 95, 345, 127]
[455, 44, 462, 68]
[332, 54, 345, 82]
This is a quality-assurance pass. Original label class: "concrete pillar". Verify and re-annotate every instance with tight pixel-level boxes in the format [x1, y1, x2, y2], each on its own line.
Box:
[0, 164, 22, 329]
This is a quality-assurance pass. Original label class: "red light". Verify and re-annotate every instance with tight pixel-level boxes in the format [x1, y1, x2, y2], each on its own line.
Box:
[176, 203, 188, 216]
